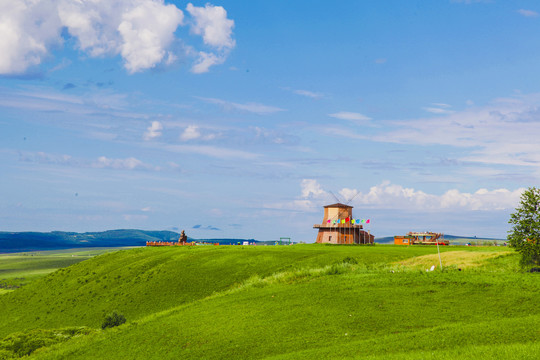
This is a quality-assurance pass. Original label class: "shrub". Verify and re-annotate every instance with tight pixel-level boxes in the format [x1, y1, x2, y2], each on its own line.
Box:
[101, 311, 126, 330]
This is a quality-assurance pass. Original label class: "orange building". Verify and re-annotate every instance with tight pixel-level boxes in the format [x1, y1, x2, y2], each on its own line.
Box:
[313, 203, 374, 244]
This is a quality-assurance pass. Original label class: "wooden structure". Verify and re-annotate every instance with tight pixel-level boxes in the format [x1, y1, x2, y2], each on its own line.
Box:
[313, 203, 374, 244]
[394, 232, 449, 246]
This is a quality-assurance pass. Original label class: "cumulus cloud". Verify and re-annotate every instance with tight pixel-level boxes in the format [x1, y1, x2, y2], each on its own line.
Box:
[186, 2, 235, 73]
[144, 121, 163, 140]
[179, 125, 217, 141]
[301, 179, 326, 199]
[191, 51, 225, 74]
[329, 111, 371, 122]
[186, 3, 235, 50]
[117, 1, 184, 73]
[0, 0, 62, 74]
[180, 125, 201, 141]
[349, 181, 524, 211]
[267, 180, 524, 214]
[0, 0, 235, 75]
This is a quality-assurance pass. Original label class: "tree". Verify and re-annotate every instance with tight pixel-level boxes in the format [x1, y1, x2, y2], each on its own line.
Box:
[101, 311, 126, 330]
[508, 187, 540, 268]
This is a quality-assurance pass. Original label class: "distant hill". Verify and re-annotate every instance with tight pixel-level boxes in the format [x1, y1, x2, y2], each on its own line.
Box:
[375, 234, 506, 244]
[0, 230, 261, 253]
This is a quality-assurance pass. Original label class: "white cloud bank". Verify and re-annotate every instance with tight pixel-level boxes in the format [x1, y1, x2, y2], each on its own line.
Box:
[265, 179, 524, 213]
[0, 0, 235, 74]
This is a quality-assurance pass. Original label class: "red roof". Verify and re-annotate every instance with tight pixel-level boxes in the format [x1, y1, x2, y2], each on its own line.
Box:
[323, 203, 353, 209]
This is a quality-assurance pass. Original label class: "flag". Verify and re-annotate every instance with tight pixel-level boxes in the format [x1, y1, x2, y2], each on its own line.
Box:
[366, 219, 370, 224]
[351, 219, 355, 224]
[346, 217, 350, 222]
[341, 219, 345, 224]
[327, 219, 331, 223]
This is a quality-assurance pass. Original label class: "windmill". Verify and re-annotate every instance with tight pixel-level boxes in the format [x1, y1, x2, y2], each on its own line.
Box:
[320, 189, 369, 244]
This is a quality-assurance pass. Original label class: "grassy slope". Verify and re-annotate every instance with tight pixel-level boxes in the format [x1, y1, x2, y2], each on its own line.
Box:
[0, 248, 130, 293]
[35, 257, 539, 359]
[0, 245, 447, 337]
[2, 245, 537, 359]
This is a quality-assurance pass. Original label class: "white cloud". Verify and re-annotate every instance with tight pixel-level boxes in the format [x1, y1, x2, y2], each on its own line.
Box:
[180, 125, 201, 141]
[352, 181, 524, 211]
[0, 0, 62, 74]
[18, 151, 158, 171]
[423, 103, 454, 114]
[186, 3, 235, 50]
[267, 180, 523, 215]
[191, 51, 225, 74]
[293, 89, 324, 99]
[517, 9, 539, 17]
[144, 121, 163, 140]
[179, 125, 217, 141]
[117, 1, 184, 73]
[197, 97, 286, 114]
[301, 179, 326, 199]
[329, 111, 371, 122]
[0, 0, 234, 75]
[186, 2, 235, 73]
[94, 156, 151, 170]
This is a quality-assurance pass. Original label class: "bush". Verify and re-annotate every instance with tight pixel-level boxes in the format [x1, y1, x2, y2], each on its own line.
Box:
[101, 311, 126, 330]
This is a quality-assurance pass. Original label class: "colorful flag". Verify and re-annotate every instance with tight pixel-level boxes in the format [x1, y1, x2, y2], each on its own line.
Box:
[341, 219, 345, 224]
[351, 219, 355, 224]
[346, 217, 350, 222]
[327, 219, 331, 223]
[366, 219, 370, 224]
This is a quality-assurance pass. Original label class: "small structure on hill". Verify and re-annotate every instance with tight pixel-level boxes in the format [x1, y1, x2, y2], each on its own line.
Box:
[394, 232, 449, 246]
[146, 230, 218, 247]
[313, 203, 374, 244]
[179, 230, 187, 244]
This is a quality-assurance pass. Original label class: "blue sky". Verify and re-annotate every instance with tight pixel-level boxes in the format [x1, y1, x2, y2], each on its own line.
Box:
[2, 0, 540, 241]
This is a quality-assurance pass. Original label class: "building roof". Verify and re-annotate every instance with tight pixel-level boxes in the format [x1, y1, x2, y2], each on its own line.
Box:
[323, 203, 353, 209]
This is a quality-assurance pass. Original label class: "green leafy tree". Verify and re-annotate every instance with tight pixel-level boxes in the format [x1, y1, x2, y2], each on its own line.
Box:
[508, 187, 540, 268]
[101, 311, 126, 330]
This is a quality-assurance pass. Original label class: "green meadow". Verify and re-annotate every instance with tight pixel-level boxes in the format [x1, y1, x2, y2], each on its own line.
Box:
[0, 248, 133, 294]
[0, 245, 538, 359]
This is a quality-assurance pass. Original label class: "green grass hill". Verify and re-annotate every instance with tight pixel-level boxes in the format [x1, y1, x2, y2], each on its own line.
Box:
[1, 245, 538, 359]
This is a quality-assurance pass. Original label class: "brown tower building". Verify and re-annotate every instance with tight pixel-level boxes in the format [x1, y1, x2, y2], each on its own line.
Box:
[313, 203, 374, 244]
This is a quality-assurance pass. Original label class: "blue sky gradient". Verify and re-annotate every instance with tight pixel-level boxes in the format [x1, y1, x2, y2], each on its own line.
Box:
[2, 0, 540, 241]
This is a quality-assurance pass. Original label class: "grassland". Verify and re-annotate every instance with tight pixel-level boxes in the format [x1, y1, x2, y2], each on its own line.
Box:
[0, 248, 132, 294]
[0, 244, 538, 359]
